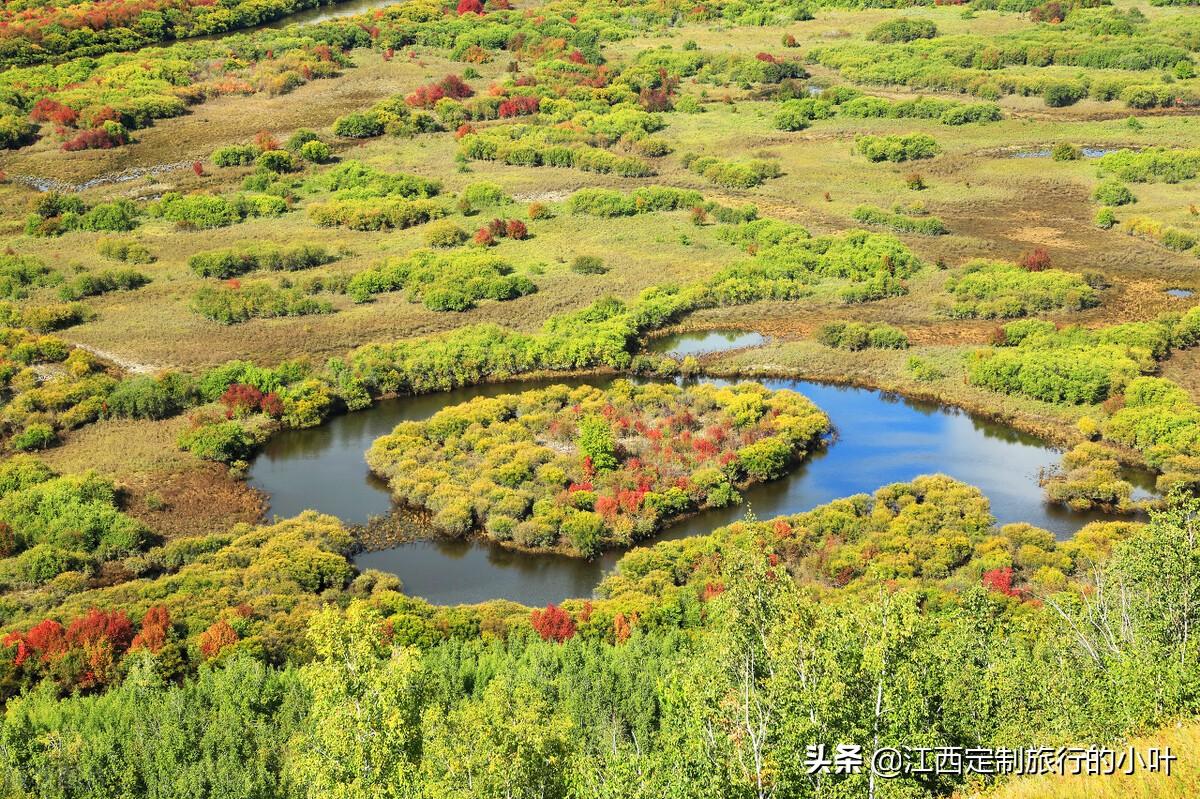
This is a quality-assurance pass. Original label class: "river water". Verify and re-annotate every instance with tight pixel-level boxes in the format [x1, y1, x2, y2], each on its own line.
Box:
[249, 365, 1155, 605]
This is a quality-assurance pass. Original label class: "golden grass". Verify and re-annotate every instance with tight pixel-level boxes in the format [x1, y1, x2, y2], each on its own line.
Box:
[962, 721, 1200, 799]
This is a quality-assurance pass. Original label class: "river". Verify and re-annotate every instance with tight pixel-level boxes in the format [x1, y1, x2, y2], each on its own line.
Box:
[248, 354, 1155, 606]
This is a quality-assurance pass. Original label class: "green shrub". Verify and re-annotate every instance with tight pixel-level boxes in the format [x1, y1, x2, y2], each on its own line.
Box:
[1093, 180, 1135, 206]
[851, 205, 947, 235]
[566, 187, 704, 217]
[307, 198, 444, 231]
[305, 161, 441, 199]
[945, 261, 1099, 319]
[333, 112, 385, 138]
[0, 254, 53, 299]
[80, 200, 139, 233]
[298, 140, 332, 163]
[285, 130, 321, 152]
[1097, 148, 1200, 184]
[684, 154, 781, 188]
[817, 321, 908, 350]
[1043, 82, 1086, 108]
[106, 374, 197, 420]
[97, 237, 154, 264]
[58, 269, 149, 301]
[191, 283, 333, 324]
[906, 356, 945, 382]
[571, 256, 607, 275]
[189, 244, 334, 279]
[151, 192, 286, 229]
[424, 221, 469, 248]
[460, 182, 510, 208]
[867, 17, 938, 43]
[1051, 143, 1081, 161]
[10, 423, 56, 452]
[855, 134, 939, 162]
[21, 303, 90, 332]
[178, 421, 260, 463]
[345, 250, 535, 310]
[212, 145, 259, 167]
[256, 150, 296, 174]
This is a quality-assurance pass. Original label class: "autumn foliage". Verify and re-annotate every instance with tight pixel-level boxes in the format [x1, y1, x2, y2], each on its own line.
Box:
[530, 604, 576, 642]
[198, 619, 239, 659]
[406, 74, 474, 108]
[1019, 247, 1051, 272]
[2, 608, 135, 690]
[982, 567, 1019, 597]
[130, 606, 172, 653]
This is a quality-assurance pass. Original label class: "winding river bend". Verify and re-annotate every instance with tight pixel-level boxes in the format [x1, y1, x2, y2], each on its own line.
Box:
[248, 362, 1156, 606]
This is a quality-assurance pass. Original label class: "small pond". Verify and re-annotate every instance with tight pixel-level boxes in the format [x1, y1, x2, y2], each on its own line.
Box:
[1008, 147, 1121, 159]
[645, 329, 768, 358]
[1167, 288, 1195, 299]
[191, 0, 400, 40]
[249, 377, 1156, 606]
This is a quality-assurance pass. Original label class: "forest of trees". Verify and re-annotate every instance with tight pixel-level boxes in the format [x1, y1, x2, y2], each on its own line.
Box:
[0, 481, 1195, 798]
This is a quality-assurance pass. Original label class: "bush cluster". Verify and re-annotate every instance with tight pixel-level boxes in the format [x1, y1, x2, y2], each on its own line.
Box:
[191, 283, 333, 324]
[855, 134, 940, 162]
[345, 250, 536, 311]
[851, 205, 948, 235]
[149, 192, 286, 230]
[58, 269, 149, 301]
[816, 321, 909, 350]
[944, 261, 1100, 319]
[189, 244, 334, 279]
[682, 153, 781, 188]
[366, 381, 829, 556]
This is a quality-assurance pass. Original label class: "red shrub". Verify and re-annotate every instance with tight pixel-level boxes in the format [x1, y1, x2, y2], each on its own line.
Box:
[198, 619, 239, 659]
[30, 99, 78, 126]
[505, 219, 528, 239]
[755, 52, 776, 62]
[613, 612, 631, 643]
[221, 383, 264, 418]
[130, 605, 171, 653]
[457, 0, 484, 14]
[1030, 1, 1065, 22]
[192, 161, 204, 177]
[497, 95, 540, 118]
[530, 604, 576, 642]
[638, 87, 673, 112]
[66, 609, 133, 652]
[253, 130, 279, 151]
[1019, 247, 1051, 272]
[260, 391, 284, 419]
[62, 127, 125, 151]
[438, 74, 474, 99]
[407, 84, 446, 108]
[454, 123, 475, 139]
[982, 567, 1019, 597]
[595, 495, 618, 519]
[473, 227, 496, 246]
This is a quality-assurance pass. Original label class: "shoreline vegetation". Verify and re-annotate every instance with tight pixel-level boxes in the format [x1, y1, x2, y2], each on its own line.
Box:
[0, 0, 1199, 795]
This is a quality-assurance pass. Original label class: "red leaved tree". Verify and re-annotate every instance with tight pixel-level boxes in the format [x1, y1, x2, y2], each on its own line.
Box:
[982, 567, 1019, 597]
[198, 619, 239, 659]
[531, 604, 576, 642]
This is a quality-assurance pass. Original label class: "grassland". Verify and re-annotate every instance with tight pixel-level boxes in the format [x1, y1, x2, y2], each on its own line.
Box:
[0, 0, 1198, 797]
[0, 2, 1193, 519]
